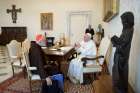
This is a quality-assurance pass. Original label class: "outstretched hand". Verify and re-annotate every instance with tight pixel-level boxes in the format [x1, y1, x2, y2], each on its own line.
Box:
[74, 42, 81, 49]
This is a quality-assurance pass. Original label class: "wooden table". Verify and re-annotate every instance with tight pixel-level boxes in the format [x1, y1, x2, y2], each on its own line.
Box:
[43, 46, 75, 71]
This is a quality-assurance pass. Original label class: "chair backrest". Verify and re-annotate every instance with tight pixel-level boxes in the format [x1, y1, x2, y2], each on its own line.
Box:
[93, 32, 102, 47]
[23, 48, 30, 68]
[23, 50, 42, 93]
[98, 37, 111, 65]
[7, 40, 22, 57]
[23, 49, 32, 79]
[22, 39, 30, 53]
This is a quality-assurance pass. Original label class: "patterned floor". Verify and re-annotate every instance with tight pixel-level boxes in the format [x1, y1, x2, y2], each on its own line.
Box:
[0, 73, 95, 93]
[0, 46, 94, 93]
[64, 80, 94, 93]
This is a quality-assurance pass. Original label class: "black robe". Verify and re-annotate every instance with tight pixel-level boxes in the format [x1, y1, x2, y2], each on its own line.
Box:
[111, 12, 134, 93]
[41, 80, 63, 93]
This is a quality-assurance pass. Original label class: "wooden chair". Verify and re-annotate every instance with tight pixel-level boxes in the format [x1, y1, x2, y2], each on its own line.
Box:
[23, 48, 42, 93]
[81, 37, 111, 83]
[7, 40, 26, 77]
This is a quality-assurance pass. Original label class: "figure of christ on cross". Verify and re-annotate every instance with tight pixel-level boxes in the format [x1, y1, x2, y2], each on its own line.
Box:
[7, 5, 21, 23]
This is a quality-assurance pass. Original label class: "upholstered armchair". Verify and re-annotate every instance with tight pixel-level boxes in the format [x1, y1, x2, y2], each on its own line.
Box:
[7, 40, 26, 77]
[81, 37, 111, 83]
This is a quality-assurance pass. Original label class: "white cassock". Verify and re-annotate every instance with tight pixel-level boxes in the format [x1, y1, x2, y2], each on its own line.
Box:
[68, 40, 97, 84]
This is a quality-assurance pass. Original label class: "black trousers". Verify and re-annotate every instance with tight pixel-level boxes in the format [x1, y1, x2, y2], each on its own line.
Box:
[41, 80, 63, 93]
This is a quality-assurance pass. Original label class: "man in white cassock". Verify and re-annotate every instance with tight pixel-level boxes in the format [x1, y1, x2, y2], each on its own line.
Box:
[68, 33, 97, 84]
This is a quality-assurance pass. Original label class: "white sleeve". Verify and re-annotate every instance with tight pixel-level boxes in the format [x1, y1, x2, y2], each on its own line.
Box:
[79, 41, 97, 57]
[76, 41, 84, 53]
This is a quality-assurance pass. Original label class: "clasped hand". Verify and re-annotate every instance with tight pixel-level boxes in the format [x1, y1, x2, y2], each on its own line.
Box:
[46, 77, 52, 86]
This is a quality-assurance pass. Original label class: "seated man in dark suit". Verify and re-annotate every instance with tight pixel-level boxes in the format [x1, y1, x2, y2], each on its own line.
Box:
[29, 41, 64, 93]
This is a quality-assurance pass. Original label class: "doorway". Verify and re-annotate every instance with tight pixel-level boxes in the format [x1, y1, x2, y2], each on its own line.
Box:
[67, 11, 92, 45]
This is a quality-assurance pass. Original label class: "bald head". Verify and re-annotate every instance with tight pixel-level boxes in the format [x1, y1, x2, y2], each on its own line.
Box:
[84, 33, 91, 42]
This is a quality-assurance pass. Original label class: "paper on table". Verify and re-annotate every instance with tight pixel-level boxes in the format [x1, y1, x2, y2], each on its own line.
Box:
[41, 46, 47, 49]
[49, 48, 57, 51]
[59, 46, 73, 51]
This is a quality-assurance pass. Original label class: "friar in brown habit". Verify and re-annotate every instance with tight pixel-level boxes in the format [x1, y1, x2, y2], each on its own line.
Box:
[29, 41, 64, 93]
[29, 41, 59, 79]
[111, 12, 134, 93]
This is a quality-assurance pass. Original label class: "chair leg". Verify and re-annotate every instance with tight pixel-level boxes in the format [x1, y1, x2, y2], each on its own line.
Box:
[102, 63, 109, 74]
[22, 67, 26, 78]
[92, 80, 95, 93]
[19, 57, 22, 66]
[11, 64, 15, 77]
[94, 73, 99, 80]
[31, 80, 42, 93]
[39, 80, 43, 93]
[30, 80, 32, 93]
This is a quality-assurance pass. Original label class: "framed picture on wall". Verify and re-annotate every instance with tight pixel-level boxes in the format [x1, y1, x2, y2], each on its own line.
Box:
[103, 0, 119, 22]
[41, 13, 53, 30]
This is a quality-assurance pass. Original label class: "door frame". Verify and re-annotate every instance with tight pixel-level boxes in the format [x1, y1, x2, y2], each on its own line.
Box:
[67, 11, 92, 44]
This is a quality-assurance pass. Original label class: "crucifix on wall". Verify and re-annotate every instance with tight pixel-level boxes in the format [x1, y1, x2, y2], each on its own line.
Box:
[7, 5, 21, 23]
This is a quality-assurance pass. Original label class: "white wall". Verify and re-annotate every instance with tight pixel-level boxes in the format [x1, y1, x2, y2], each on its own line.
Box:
[102, 0, 140, 92]
[0, 0, 102, 41]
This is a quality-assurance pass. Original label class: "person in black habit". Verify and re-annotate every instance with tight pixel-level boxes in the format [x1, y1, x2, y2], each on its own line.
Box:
[85, 24, 94, 39]
[110, 12, 134, 93]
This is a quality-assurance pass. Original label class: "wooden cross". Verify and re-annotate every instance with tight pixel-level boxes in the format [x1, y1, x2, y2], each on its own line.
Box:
[7, 5, 21, 23]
